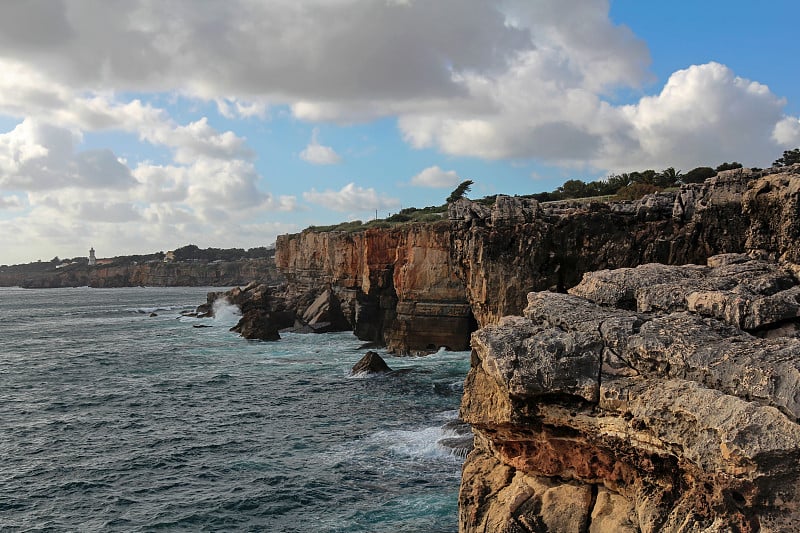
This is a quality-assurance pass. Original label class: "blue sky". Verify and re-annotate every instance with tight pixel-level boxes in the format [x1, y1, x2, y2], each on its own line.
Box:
[0, 0, 798, 265]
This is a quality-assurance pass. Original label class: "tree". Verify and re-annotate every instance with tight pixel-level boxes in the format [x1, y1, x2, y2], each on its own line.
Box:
[447, 180, 474, 203]
[716, 162, 743, 172]
[557, 179, 589, 199]
[657, 167, 682, 187]
[682, 167, 716, 184]
[773, 148, 800, 167]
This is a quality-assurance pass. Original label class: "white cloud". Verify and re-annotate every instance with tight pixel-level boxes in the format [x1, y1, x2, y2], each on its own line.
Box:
[611, 62, 794, 170]
[303, 182, 399, 212]
[0, 1, 795, 175]
[0, 195, 23, 209]
[0, 119, 136, 191]
[773, 117, 800, 147]
[215, 98, 269, 119]
[410, 166, 461, 188]
[300, 128, 342, 165]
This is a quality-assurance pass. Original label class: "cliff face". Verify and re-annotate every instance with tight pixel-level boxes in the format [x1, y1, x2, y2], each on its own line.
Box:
[276, 222, 473, 353]
[1, 258, 281, 288]
[459, 254, 800, 532]
[274, 165, 800, 353]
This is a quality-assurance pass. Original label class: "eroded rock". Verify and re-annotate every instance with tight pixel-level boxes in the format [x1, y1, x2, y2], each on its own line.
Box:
[460, 255, 800, 532]
[351, 351, 392, 375]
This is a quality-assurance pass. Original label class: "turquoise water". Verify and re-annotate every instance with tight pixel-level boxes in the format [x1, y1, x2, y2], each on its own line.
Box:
[0, 287, 470, 532]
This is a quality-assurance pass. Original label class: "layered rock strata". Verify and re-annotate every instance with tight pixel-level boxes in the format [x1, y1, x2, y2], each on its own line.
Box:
[277, 222, 473, 354]
[273, 165, 800, 353]
[459, 254, 800, 532]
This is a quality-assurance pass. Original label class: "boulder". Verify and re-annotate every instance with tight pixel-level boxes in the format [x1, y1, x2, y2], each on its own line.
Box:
[230, 309, 280, 341]
[299, 288, 351, 333]
[351, 351, 392, 375]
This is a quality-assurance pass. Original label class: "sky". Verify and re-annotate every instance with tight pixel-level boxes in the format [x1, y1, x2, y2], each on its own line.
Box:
[1, 0, 799, 265]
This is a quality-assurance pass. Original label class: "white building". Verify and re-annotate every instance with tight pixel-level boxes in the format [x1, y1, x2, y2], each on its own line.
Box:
[88, 247, 96, 266]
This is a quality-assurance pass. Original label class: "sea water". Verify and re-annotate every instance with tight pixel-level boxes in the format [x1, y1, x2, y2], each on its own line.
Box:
[0, 287, 470, 532]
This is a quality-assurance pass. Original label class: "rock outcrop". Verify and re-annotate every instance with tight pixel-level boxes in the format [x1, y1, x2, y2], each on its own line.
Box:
[198, 282, 295, 341]
[277, 222, 473, 354]
[350, 351, 392, 375]
[273, 166, 800, 353]
[459, 254, 800, 532]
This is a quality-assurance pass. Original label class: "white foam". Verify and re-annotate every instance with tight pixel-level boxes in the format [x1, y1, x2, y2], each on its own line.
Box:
[370, 422, 467, 462]
[211, 298, 241, 325]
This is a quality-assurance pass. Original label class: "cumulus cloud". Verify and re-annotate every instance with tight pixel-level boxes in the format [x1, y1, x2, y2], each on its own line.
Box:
[773, 117, 800, 147]
[299, 128, 342, 165]
[410, 166, 461, 188]
[611, 63, 794, 170]
[303, 183, 400, 212]
[0, 1, 795, 174]
[0, 119, 136, 191]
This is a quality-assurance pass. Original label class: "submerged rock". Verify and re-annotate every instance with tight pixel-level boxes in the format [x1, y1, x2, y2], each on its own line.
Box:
[459, 254, 800, 532]
[351, 351, 392, 375]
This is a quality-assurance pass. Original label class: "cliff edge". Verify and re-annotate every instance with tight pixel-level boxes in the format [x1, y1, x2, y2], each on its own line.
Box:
[459, 253, 800, 532]
[274, 165, 800, 354]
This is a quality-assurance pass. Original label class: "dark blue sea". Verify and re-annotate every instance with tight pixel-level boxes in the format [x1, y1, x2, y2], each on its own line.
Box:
[0, 287, 470, 532]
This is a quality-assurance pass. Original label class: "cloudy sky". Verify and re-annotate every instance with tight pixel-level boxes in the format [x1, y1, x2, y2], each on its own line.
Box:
[1, 0, 798, 265]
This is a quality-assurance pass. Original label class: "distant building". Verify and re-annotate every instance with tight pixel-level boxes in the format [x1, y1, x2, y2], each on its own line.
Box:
[88, 247, 96, 266]
[163, 251, 176, 263]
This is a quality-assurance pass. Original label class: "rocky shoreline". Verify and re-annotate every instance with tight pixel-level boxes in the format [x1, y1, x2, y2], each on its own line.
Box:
[207, 164, 800, 354]
[193, 165, 800, 530]
[459, 253, 800, 531]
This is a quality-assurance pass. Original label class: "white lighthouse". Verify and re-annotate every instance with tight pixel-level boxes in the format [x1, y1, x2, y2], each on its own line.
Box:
[88, 247, 96, 266]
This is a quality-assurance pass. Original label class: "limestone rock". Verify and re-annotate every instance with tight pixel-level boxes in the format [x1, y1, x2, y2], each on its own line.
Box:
[570, 254, 800, 333]
[351, 351, 392, 375]
[460, 256, 800, 532]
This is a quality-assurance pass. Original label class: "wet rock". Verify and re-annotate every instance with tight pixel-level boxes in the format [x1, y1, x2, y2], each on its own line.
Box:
[351, 351, 392, 375]
[149, 312, 158, 317]
[230, 309, 280, 341]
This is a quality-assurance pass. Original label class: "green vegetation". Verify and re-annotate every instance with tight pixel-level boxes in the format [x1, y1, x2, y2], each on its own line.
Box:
[307, 205, 448, 233]
[774, 148, 800, 167]
[169, 244, 274, 262]
[446, 180, 474, 203]
[303, 150, 795, 233]
[715, 161, 743, 172]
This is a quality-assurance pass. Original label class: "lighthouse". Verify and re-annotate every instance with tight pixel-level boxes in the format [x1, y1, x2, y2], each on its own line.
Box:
[88, 247, 96, 266]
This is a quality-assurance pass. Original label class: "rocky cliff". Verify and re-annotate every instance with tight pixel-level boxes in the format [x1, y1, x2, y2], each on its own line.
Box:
[0, 258, 281, 288]
[274, 165, 800, 354]
[459, 253, 800, 532]
[276, 222, 474, 353]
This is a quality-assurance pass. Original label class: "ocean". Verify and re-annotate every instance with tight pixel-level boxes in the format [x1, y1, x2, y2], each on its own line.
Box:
[0, 286, 471, 532]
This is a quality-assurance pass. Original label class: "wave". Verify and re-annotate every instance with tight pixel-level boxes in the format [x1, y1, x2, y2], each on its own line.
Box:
[211, 299, 241, 325]
[366, 415, 473, 462]
[126, 305, 188, 314]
